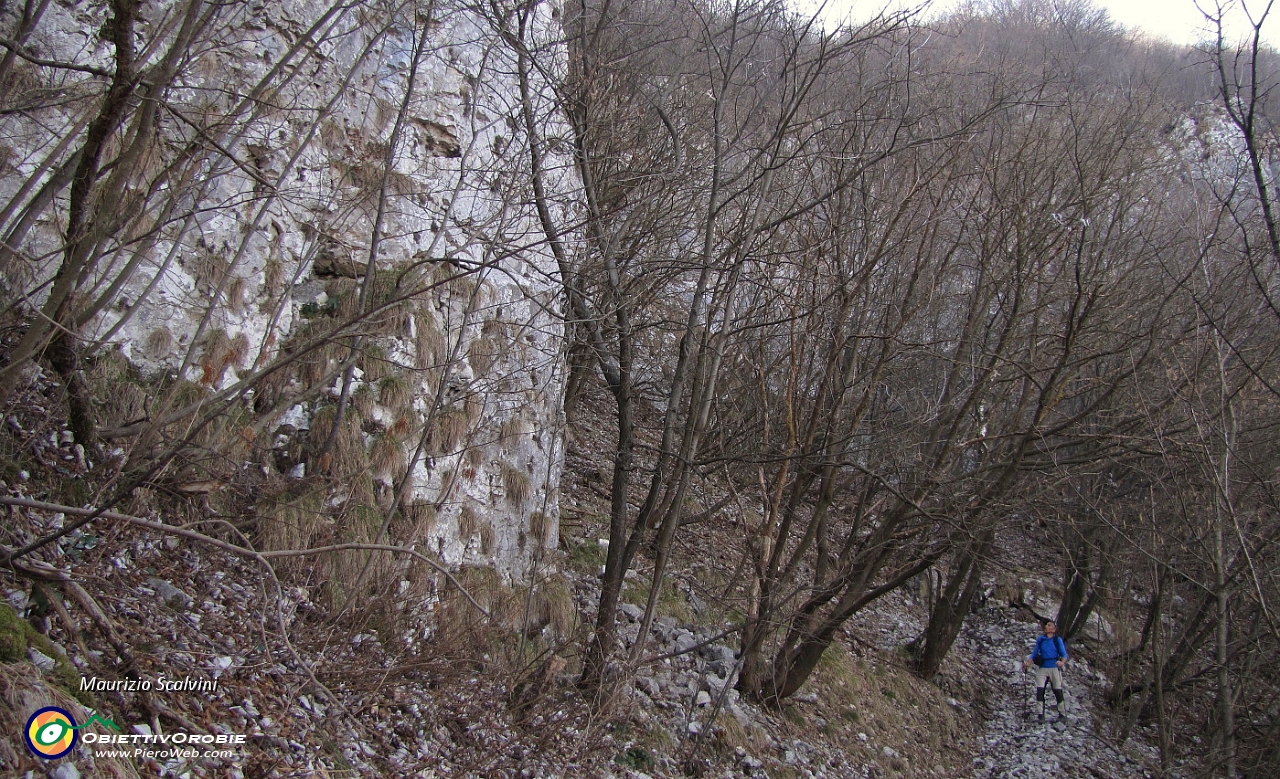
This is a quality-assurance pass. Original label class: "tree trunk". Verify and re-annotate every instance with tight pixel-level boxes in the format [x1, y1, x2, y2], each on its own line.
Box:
[913, 528, 993, 679]
[753, 552, 938, 706]
[1055, 529, 1094, 639]
[1215, 537, 1237, 778]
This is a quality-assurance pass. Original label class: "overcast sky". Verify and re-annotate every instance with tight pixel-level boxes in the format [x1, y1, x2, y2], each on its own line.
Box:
[789, 1, 1278, 45]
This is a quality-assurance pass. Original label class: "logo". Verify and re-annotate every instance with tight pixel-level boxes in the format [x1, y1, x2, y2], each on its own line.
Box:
[24, 707, 78, 759]
[78, 713, 121, 732]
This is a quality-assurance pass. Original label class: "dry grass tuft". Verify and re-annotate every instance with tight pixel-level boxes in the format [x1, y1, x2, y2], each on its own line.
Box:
[499, 414, 528, 443]
[86, 349, 149, 430]
[534, 573, 577, 640]
[414, 312, 446, 369]
[191, 401, 256, 472]
[436, 566, 508, 640]
[458, 503, 480, 541]
[480, 521, 496, 556]
[365, 269, 408, 335]
[387, 414, 415, 441]
[430, 569, 581, 679]
[226, 275, 249, 313]
[502, 462, 532, 508]
[327, 277, 361, 320]
[430, 264, 481, 303]
[199, 328, 234, 385]
[297, 336, 341, 390]
[264, 256, 284, 295]
[463, 392, 483, 422]
[468, 335, 499, 375]
[358, 342, 390, 382]
[378, 373, 413, 412]
[482, 316, 512, 341]
[429, 408, 470, 454]
[805, 641, 970, 772]
[402, 500, 437, 538]
[710, 716, 771, 759]
[189, 251, 229, 296]
[529, 510, 553, 549]
[343, 501, 384, 537]
[429, 262, 460, 289]
[145, 327, 173, 359]
[348, 470, 378, 507]
[257, 486, 328, 557]
[327, 502, 388, 608]
[352, 383, 377, 419]
[311, 404, 368, 477]
[164, 377, 209, 414]
[369, 432, 406, 481]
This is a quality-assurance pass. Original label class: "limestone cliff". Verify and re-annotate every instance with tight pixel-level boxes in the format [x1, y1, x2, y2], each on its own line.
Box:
[0, 0, 573, 580]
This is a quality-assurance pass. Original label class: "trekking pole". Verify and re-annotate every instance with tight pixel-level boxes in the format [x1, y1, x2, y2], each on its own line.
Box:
[1021, 663, 1028, 719]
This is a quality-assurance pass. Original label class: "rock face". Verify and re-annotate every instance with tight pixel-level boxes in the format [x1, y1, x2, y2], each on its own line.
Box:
[0, 0, 573, 579]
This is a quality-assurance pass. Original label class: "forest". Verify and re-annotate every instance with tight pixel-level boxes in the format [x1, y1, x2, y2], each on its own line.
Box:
[1, 0, 1278, 776]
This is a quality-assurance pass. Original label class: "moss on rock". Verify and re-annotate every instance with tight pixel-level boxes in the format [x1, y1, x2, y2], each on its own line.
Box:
[0, 603, 24, 662]
[0, 603, 93, 706]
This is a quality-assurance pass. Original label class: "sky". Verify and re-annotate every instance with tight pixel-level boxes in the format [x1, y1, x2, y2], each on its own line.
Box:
[789, 1, 1280, 46]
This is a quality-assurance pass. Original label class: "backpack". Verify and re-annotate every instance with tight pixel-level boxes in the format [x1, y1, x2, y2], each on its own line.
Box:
[1033, 635, 1067, 664]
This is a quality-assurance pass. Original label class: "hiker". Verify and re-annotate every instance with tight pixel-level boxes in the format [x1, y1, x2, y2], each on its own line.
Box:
[1023, 620, 1068, 716]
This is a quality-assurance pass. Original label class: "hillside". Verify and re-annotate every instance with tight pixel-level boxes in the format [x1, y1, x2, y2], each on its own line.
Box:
[3, 0, 1279, 777]
[2, 378, 1172, 778]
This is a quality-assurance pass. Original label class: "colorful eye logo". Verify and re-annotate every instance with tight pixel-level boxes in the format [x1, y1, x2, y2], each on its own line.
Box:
[25, 707, 77, 759]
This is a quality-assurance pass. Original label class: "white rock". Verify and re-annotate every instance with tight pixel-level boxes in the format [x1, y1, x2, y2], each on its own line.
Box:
[147, 577, 193, 610]
[279, 404, 309, 430]
[673, 630, 698, 654]
[6, 589, 27, 611]
[49, 764, 80, 779]
[27, 648, 57, 671]
[619, 603, 644, 622]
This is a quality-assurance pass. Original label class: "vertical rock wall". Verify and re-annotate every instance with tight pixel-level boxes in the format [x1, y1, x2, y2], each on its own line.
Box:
[0, 0, 574, 580]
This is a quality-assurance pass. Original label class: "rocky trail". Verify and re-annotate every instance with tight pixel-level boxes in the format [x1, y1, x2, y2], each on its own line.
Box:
[959, 598, 1168, 779]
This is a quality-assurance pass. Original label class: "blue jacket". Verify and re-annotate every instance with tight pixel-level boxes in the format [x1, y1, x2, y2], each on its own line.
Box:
[1030, 635, 1068, 668]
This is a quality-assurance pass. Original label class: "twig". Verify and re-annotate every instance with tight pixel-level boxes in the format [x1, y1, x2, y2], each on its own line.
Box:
[0, 494, 494, 747]
[3, 501, 355, 734]
[37, 580, 92, 660]
[0, 36, 112, 76]
[639, 625, 741, 665]
[0, 495, 491, 618]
